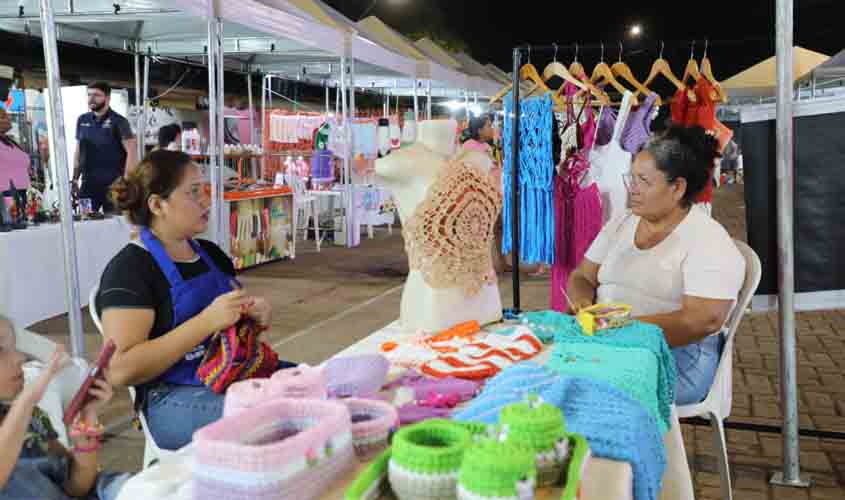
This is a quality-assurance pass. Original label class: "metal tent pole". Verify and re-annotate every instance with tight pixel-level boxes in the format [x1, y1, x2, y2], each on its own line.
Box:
[325, 85, 330, 115]
[770, 0, 810, 488]
[247, 72, 255, 145]
[347, 59, 357, 248]
[206, 15, 220, 247]
[510, 48, 522, 313]
[413, 79, 419, 122]
[426, 79, 432, 120]
[465, 90, 470, 120]
[140, 55, 149, 154]
[134, 51, 142, 159]
[340, 56, 351, 248]
[39, 0, 84, 357]
[214, 18, 225, 247]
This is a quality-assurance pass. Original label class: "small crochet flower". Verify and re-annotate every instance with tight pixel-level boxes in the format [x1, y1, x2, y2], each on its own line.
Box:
[554, 437, 571, 463]
[306, 448, 319, 467]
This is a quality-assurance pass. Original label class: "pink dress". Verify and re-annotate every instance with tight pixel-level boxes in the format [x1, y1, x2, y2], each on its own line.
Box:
[550, 84, 603, 312]
[0, 139, 31, 189]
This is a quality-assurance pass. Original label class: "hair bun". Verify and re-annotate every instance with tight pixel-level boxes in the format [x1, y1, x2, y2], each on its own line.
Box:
[110, 175, 143, 213]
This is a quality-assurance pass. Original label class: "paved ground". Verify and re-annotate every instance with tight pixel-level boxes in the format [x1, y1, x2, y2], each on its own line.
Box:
[28, 182, 845, 499]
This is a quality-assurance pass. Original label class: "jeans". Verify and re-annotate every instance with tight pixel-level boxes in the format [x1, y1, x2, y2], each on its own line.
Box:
[0, 454, 130, 500]
[143, 360, 297, 450]
[672, 332, 725, 405]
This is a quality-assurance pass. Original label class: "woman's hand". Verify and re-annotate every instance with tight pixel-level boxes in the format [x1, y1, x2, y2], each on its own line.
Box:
[78, 378, 113, 424]
[200, 290, 253, 333]
[570, 297, 594, 314]
[17, 347, 68, 408]
[245, 297, 272, 328]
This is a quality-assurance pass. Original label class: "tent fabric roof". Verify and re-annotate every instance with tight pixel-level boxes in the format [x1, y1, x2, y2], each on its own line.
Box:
[814, 48, 845, 80]
[356, 16, 428, 61]
[722, 46, 830, 97]
[414, 38, 462, 69]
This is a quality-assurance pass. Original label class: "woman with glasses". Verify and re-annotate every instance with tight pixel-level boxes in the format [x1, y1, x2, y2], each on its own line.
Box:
[94, 150, 294, 450]
[567, 125, 746, 405]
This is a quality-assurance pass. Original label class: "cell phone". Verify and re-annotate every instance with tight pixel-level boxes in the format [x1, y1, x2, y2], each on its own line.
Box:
[63, 340, 116, 425]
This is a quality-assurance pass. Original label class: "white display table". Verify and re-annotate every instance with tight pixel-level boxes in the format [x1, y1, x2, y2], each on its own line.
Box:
[0, 217, 132, 327]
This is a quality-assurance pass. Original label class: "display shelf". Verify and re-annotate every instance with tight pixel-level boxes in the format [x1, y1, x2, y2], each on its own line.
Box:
[223, 189, 295, 271]
[224, 186, 293, 201]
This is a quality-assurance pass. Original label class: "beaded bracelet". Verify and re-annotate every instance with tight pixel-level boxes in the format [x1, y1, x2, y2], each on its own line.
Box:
[69, 421, 105, 440]
[72, 442, 101, 454]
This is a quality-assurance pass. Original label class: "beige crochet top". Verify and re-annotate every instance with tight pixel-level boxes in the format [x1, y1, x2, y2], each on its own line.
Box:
[402, 161, 503, 296]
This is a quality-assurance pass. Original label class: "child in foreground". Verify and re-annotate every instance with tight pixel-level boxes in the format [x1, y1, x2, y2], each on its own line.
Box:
[0, 316, 131, 499]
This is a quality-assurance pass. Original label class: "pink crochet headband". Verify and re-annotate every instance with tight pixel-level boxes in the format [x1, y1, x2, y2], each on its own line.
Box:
[193, 399, 354, 500]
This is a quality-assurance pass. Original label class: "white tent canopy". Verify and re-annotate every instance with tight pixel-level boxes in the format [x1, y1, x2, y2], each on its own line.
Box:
[722, 46, 830, 98]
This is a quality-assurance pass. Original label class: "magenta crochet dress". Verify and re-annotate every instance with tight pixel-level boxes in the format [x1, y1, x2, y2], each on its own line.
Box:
[550, 83, 603, 312]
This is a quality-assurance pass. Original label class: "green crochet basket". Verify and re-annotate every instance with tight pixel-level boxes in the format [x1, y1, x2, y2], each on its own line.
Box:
[500, 401, 568, 487]
[388, 420, 472, 500]
[457, 438, 536, 499]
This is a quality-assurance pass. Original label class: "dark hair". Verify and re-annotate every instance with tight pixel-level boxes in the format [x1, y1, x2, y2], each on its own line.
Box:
[110, 150, 193, 226]
[460, 114, 491, 144]
[157, 124, 182, 149]
[87, 81, 111, 95]
[640, 125, 722, 207]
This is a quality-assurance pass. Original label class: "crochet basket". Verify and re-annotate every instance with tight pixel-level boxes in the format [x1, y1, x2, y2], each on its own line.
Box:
[324, 354, 390, 398]
[388, 420, 472, 500]
[457, 439, 536, 500]
[196, 318, 278, 394]
[223, 378, 272, 417]
[500, 401, 568, 487]
[192, 398, 354, 500]
[269, 364, 328, 399]
[341, 398, 399, 461]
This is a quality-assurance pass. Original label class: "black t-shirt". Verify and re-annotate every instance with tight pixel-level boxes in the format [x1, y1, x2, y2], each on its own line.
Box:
[96, 239, 235, 341]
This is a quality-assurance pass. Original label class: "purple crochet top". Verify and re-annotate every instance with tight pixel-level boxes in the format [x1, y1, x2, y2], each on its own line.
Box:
[595, 93, 659, 154]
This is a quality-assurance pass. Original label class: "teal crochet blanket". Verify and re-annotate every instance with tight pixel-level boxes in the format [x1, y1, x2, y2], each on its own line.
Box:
[520, 311, 677, 432]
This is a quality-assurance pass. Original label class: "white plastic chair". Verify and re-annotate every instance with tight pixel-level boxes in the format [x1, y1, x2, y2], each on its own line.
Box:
[89, 285, 176, 469]
[676, 240, 762, 500]
[289, 173, 321, 254]
[16, 328, 89, 448]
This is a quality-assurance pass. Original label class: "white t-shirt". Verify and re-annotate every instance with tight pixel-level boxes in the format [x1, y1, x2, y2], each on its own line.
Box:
[584, 206, 745, 318]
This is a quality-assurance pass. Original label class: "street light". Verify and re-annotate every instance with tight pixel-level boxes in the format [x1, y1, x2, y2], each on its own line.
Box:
[629, 24, 643, 37]
[359, 0, 407, 20]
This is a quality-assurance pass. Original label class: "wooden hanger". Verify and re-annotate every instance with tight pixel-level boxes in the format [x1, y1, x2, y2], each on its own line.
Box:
[569, 43, 587, 80]
[682, 41, 702, 85]
[591, 43, 638, 105]
[542, 44, 588, 92]
[700, 40, 728, 103]
[612, 42, 661, 106]
[489, 49, 561, 105]
[642, 41, 684, 95]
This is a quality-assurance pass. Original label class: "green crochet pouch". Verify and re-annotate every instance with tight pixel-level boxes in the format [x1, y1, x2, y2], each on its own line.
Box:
[560, 434, 591, 500]
[345, 448, 391, 500]
[500, 400, 567, 453]
[390, 419, 472, 474]
[458, 438, 536, 498]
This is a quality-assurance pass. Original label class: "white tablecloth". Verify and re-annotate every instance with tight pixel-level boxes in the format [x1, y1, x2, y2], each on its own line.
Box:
[0, 217, 132, 327]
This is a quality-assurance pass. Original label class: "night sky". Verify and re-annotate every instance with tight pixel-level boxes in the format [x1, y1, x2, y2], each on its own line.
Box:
[325, 0, 844, 83]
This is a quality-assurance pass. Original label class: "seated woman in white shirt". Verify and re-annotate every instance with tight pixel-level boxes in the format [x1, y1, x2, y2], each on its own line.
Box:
[567, 125, 746, 405]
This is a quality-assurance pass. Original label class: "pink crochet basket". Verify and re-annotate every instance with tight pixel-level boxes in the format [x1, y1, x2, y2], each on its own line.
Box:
[223, 378, 273, 417]
[341, 398, 400, 460]
[269, 364, 328, 399]
[193, 399, 354, 500]
[324, 354, 390, 398]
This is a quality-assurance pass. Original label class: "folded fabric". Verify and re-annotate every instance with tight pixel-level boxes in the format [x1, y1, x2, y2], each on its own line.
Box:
[548, 343, 665, 432]
[193, 398, 354, 500]
[386, 369, 481, 403]
[453, 364, 666, 500]
[420, 333, 543, 380]
[323, 354, 390, 398]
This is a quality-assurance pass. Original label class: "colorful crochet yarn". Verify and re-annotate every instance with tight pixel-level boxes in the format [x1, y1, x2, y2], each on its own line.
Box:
[269, 364, 328, 399]
[500, 401, 568, 487]
[457, 439, 536, 500]
[324, 355, 390, 398]
[420, 332, 543, 380]
[193, 398, 355, 500]
[503, 92, 555, 265]
[341, 398, 399, 461]
[389, 420, 472, 500]
[196, 318, 278, 394]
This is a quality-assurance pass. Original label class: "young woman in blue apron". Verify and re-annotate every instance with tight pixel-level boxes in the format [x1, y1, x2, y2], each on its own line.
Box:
[0, 317, 130, 500]
[96, 150, 295, 450]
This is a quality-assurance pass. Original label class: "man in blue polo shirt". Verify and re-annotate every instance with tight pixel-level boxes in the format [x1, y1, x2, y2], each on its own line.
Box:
[72, 81, 137, 213]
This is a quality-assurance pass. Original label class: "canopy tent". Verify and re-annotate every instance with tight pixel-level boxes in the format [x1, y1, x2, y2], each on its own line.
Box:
[813, 48, 845, 81]
[484, 63, 511, 85]
[722, 46, 830, 98]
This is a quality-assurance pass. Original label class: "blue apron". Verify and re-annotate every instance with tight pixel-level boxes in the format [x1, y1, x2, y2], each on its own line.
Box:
[140, 228, 234, 386]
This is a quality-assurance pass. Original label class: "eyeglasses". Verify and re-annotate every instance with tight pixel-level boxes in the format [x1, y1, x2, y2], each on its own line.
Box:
[187, 183, 211, 204]
[622, 173, 653, 192]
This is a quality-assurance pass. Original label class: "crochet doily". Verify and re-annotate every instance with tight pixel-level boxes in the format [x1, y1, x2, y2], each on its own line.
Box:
[403, 161, 502, 296]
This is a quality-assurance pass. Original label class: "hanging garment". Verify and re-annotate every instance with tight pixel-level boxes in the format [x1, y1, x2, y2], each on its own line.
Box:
[550, 85, 602, 312]
[620, 92, 659, 153]
[351, 122, 378, 159]
[401, 111, 417, 145]
[403, 160, 502, 296]
[327, 117, 349, 159]
[503, 92, 556, 265]
[589, 92, 635, 225]
[556, 83, 597, 154]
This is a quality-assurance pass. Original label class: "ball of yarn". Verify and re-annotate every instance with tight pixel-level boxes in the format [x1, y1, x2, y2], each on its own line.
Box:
[458, 439, 536, 499]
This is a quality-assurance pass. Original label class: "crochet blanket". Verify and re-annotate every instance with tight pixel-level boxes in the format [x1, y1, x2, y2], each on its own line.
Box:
[503, 92, 555, 265]
[520, 311, 677, 432]
[452, 363, 666, 500]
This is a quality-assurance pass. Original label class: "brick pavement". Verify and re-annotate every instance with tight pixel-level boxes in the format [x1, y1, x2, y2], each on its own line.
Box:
[690, 184, 845, 499]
